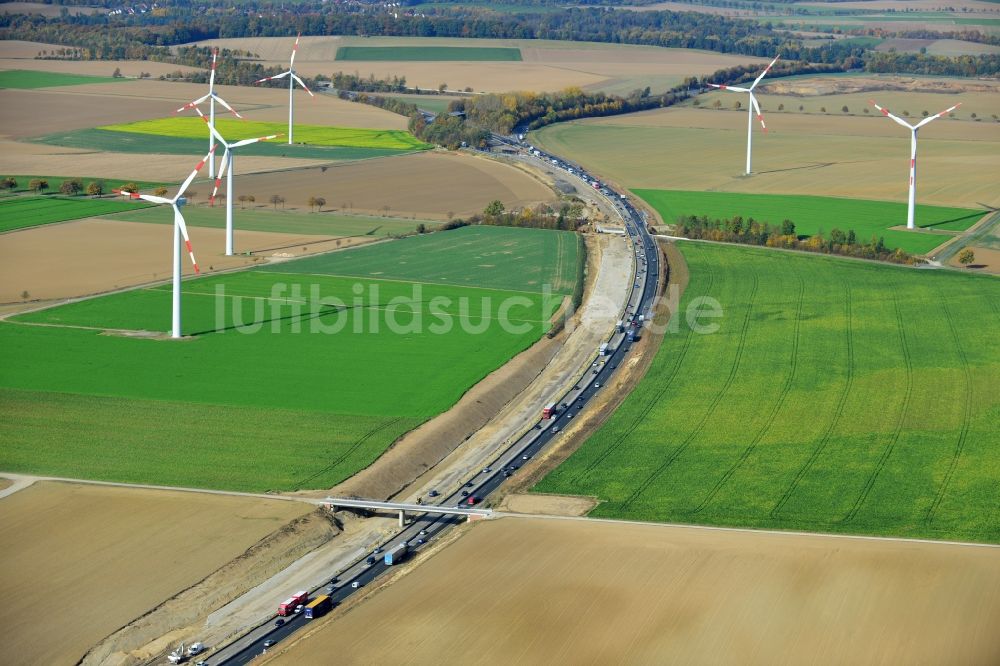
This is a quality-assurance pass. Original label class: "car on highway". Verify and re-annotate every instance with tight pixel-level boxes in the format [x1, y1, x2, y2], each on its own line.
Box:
[419, 529, 428, 536]
[366, 556, 376, 566]
[373, 546, 382, 554]
[552, 426, 560, 433]
[274, 618, 285, 627]
[263, 639, 276, 650]
[595, 383, 601, 389]
[522, 454, 530, 460]
[352, 581, 361, 588]
[482, 467, 491, 474]
[461, 490, 470, 496]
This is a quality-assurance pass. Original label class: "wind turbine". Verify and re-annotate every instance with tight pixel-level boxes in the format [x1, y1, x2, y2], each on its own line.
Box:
[176, 48, 243, 179]
[195, 107, 280, 256]
[869, 99, 962, 230]
[254, 34, 314, 145]
[707, 55, 780, 176]
[128, 147, 215, 338]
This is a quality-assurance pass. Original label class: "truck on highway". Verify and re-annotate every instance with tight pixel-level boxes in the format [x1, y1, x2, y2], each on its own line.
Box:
[304, 595, 332, 619]
[278, 590, 309, 616]
[542, 402, 556, 419]
[599, 342, 610, 356]
[616, 319, 624, 332]
[384, 543, 409, 566]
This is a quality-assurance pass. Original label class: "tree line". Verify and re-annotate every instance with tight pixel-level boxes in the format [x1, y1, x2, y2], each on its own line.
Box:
[674, 215, 918, 264]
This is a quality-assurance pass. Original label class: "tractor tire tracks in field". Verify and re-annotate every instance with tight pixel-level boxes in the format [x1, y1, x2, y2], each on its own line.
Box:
[691, 274, 804, 515]
[842, 281, 913, 524]
[925, 295, 973, 523]
[292, 417, 405, 491]
[619, 273, 760, 512]
[770, 285, 854, 520]
[567, 264, 717, 485]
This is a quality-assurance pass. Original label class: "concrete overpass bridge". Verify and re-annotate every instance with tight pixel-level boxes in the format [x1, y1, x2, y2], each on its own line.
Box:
[323, 497, 492, 527]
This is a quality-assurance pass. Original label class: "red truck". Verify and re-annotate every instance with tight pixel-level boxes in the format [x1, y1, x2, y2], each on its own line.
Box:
[278, 590, 309, 616]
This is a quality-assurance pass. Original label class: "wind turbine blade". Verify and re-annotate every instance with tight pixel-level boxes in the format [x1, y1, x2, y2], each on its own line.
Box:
[231, 133, 280, 148]
[210, 147, 230, 206]
[212, 94, 243, 119]
[869, 99, 915, 130]
[173, 206, 200, 274]
[175, 145, 217, 200]
[194, 107, 228, 144]
[255, 71, 291, 84]
[138, 194, 172, 204]
[915, 102, 962, 129]
[750, 94, 768, 133]
[292, 73, 315, 97]
[176, 93, 210, 113]
[290, 33, 300, 68]
[708, 83, 750, 92]
[209, 48, 218, 92]
[750, 54, 780, 90]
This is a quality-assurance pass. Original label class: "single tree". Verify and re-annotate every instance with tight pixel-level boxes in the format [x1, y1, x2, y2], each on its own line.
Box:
[247, 194, 256, 208]
[778, 103, 784, 111]
[712, 99, 722, 109]
[1, 177, 17, 190]
[438, 82, 448, 93]
[863, 107, 870, 113]
[382, 204, 391, 216]
[841, 105, 849, 114]
[781, 219, 796, 236]
[308, 196, 318, 212]
[153, 186, 168, 197]
[798, 104, 804, 112]
[270, 194, 282, 210]
[733, 100, 742, 110]
[59, 179, 83, 195]
[958, 248, 976, 266]
[20, 290, 30, 301]
[447, 211, 455, 220]
[112, 67, 123, 78]
[922, 110, 930, 117]
[314, 197, 326, 212]
[119, 182, 139, 194]
[238, 194, 248, 209]
[820, 106, 827, 113]
[416, 223, 427, 234]
[484, 200, 505, 216]
[28, 178, 48, 193]
[86, 180, 105, 197]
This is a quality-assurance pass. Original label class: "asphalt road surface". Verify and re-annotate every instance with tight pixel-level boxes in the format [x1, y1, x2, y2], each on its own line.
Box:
[207, 141, 661, 666]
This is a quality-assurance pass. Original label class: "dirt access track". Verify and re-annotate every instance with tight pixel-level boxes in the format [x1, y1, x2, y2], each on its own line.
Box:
[0, 480, 312, 666]
[266, 516, 1000, 665]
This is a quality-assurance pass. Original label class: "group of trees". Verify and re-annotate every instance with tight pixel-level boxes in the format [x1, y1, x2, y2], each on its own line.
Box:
[674, 214, 918, 264]
[477, 199, 585, 231]
[2, 177, 110, 197]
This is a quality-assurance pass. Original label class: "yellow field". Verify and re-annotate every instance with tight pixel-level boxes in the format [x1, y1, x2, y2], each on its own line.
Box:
[533, 104, 1000, 209]
[267, 517, 1000, 665]
[187, 37, 766, 95]
[0, 482, 311, 666]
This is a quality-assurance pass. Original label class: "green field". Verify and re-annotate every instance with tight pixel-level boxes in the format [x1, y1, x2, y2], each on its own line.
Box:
[264, 225, 582, 294]
[336, 46, 522, 61]
[534, 243, 1000, 543]
[32, 128, 415, 160]
[0, 69, 122, 89]
[637, 189, 984, 255]
[0, 196, 152, 233]
[100, 118, 431, 151]
[0, 226, 578, 491]
[108, 205, 436, 238]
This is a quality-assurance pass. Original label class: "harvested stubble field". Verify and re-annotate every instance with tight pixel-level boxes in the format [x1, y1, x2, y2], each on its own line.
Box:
[335, 46, 522, 61]
[0, 217, 368, 303]
[0, 481, 311, 666]
[231, 151, 558, 220]
[110, 205, 432, 238]
[532, 106, 1000, 210]
[0, 227, 578, 491]
[0, 195, 152, 233]
[535, 243, 1000, 544]
[637, 189, 982, 254]
[186, 36, 765, 95]
[265, 517, 1000, 665]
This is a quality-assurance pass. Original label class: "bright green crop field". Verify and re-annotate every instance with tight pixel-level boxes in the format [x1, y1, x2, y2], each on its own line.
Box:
[32, 128, 415, 160]
[100, 118, 432, 151]
[0, 227, 576, 492]
[108, 204, 436, 238]
[0, 69, 123, 89]
[535, 243, 1000, 543]
[335, 46, 522, 61]
[264, 225, 582, 294]
[0, 196, 151, 233]
[637, 189, 983, 255]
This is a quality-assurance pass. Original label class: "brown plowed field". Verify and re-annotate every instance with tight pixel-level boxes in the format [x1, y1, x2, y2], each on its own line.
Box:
[267, 517, 1000, 665]
[0, 481, 311, 666]
[233, 151, 558, 220]
[0, 218, 366, 303]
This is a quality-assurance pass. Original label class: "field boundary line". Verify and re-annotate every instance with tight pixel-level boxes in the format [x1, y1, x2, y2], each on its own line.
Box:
[619, 271, 760, 512]
[771, 284, 854, 519]
[842, 280, 913, 523]
[567, 259, 715, 483]
[924, 294, 973, 523]
[290, 418, 406, 491]
[252, 270, 567, 296]
[691, 272, 805, 515]
[492, 512, 1000, 550]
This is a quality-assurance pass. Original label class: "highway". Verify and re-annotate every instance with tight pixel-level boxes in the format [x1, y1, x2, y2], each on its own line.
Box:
[207, 138, 662, 666]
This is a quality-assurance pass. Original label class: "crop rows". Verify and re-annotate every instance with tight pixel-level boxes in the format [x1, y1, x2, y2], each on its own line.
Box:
[0, 196, 151, 232]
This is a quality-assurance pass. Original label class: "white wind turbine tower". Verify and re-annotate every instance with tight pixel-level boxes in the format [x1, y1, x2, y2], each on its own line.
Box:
[129, 147, 215, 338]
[176, 48, 243, 179]
[869, 99, 962, 230]
[195, 107, 280, 256]
[707, 55, 780, 176]
[254, 34, 314, 145]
